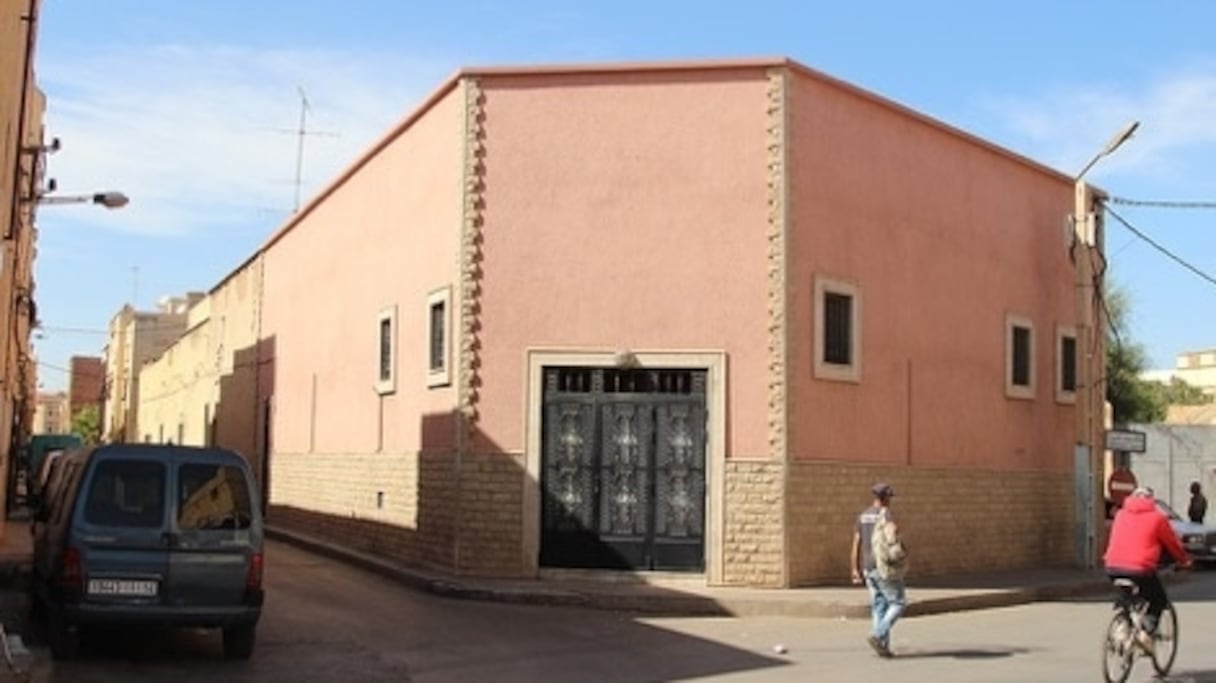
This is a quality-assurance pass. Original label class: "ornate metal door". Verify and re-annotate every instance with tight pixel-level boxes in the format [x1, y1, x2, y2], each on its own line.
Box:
[541, 367, 706, 571]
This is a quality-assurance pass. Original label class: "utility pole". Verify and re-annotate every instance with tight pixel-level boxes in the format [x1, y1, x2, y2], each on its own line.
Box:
[1074, 121, 1139, 569]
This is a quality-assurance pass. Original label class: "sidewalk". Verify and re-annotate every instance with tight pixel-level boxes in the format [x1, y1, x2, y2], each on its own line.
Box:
[267, 525, 1137, 620]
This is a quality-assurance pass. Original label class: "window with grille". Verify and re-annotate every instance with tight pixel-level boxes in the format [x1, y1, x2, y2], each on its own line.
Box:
[376, 306, 397, 394]
[1005, 314, 1035, 400]
[814, 276, 861, 383]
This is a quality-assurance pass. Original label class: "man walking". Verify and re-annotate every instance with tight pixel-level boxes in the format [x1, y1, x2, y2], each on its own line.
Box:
[1188, 481, 1207, 524]
[850, 482, 905, 658]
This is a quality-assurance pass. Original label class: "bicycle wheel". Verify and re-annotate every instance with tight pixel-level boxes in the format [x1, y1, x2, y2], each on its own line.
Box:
[1151, 602, 1179, 676]
[1103, 611, 1135, 683]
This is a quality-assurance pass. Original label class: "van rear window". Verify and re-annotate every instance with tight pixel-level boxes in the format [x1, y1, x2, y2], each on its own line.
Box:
[84, 460, 166, 528]
[178, 464, 253, 530]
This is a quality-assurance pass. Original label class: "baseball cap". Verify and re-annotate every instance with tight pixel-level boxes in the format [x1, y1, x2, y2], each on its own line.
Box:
[872, 483, 895, 499]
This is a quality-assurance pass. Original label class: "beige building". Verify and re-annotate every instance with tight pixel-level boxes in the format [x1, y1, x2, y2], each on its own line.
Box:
[103, 294, 202, 442]
[1, 0, 44, 527]
[138, 260, 265, 491]
[1143, 349, 1216, 397]
[32, 391, 68, 433]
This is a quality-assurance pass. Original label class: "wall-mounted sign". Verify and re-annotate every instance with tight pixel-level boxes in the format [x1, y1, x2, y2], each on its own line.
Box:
[1105, 429, 1147, 453]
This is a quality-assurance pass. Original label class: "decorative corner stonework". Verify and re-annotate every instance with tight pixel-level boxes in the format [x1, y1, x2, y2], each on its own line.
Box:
[765, 68, 789, 462]
[459, 78, 486, 439]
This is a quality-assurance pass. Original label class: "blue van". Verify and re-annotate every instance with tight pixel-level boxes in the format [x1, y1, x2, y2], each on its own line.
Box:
[31, 444, 265, 660]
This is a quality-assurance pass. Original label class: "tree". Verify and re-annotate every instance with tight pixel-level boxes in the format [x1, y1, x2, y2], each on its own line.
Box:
[1155, 376, 1214, 406]
[1103, 286, 1167, 424]
[71, 406, 101, 445]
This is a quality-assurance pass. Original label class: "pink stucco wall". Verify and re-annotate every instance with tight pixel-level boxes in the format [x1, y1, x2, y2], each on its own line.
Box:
[786, 69, 1076, 472]
[475, 69, 773, 457]
[260, 87, 463, 455]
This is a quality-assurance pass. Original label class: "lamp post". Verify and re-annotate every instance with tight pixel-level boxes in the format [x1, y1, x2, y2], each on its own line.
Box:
[36, 191, 129, 209]
[1075, 121, 1139, 569]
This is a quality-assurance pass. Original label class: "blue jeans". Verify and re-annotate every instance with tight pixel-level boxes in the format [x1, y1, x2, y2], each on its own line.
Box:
[865, 568, 906, 646]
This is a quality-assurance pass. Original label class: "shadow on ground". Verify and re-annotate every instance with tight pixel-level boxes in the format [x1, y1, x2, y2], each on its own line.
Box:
[895, 646, 1033, 660]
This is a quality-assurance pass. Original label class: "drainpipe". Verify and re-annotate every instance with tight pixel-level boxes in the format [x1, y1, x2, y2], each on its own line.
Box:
[7, 0, 39, 241]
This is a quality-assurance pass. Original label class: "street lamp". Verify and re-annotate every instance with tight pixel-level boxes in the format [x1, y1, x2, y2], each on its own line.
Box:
[1074, 120, 1139, 569]
[36, 191, 129, 209]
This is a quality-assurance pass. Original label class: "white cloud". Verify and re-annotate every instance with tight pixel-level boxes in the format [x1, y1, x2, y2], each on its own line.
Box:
[984, 66, 1216, 182]
[36, 44, 451, 237]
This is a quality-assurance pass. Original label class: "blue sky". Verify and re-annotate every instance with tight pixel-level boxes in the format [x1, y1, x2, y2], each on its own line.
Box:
[30, 1, 1216, 390]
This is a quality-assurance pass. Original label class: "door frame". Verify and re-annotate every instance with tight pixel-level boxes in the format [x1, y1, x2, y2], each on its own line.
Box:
[523, 348, 727, 584]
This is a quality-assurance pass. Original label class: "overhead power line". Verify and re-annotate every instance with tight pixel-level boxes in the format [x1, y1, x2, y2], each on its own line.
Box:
[1108, 196, 1216, 210]
[1103, 203, 1216, 289]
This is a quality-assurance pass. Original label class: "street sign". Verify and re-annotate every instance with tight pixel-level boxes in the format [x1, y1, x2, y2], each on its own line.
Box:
[1108, 467, 1138, 506]
[1105, 429, 1147, 453]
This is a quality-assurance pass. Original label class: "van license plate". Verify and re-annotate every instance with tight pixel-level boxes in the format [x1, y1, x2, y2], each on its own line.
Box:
[87, 579, 158, 597]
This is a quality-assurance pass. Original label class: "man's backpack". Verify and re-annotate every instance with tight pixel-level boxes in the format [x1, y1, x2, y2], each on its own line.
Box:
[871, 509, 909, 580]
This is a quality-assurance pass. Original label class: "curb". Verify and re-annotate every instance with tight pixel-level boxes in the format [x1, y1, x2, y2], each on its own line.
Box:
[267, 525, 1140, 619]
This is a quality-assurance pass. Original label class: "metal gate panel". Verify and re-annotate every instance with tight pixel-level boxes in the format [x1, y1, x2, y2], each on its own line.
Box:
[540, 367, 706, 572]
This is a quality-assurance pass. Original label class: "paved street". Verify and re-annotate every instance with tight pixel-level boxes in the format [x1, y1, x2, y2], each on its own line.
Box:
[15, 543, 1216, 682]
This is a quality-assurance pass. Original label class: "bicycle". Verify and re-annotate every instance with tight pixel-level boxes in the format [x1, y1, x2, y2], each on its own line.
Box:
[1102, 576, 1179, 683]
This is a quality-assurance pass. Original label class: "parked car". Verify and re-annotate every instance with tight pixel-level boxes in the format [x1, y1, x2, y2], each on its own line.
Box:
[27, 448, 68, 512]
[1156, 499, 1216, 562]
[30, 444, 264, 660]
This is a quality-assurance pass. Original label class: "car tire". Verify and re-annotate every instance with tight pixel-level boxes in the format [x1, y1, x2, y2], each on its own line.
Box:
[222, 622, 256, 660]
[47, 609, 79, 661]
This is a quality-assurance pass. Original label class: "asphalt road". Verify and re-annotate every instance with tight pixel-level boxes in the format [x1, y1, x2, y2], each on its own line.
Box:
[15, 542, 1216, 682]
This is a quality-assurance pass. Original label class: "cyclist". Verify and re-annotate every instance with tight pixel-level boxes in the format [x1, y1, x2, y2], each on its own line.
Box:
[1104, 486, 1192, 652]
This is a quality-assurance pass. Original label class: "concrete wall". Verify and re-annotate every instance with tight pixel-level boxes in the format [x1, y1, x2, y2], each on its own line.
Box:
[1127, 423, 1216, 516]
[138, 258, 263, 478]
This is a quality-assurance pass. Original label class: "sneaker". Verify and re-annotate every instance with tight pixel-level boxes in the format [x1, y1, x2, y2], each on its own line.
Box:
[866, 635, 893, 658]
[1136, 630, 1155, 654]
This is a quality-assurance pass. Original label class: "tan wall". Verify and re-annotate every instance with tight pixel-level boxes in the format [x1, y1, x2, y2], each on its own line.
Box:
[32, 392, 68, 433]
[107, 304, 190, 442]
[1, 0, 42, 531]
[139, 259, 263, 471]
[787, 463, 1075, 585]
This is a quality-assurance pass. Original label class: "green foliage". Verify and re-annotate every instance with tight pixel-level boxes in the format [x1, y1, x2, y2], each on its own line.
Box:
[1104, 286, 1168, 424]
[1147, 377, 1214, 407]
[70, 406, 101, 446]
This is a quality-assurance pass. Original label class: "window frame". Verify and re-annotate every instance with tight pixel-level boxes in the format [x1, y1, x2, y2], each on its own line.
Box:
[1005, 313, 1035, 400]
[426, 287, 452, 388]
[376, 305, 398, 395]
[813, 275, 862, 383]
[1056, 324, 1078, 404]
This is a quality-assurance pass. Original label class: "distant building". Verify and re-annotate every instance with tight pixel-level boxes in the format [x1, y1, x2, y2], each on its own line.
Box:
[1143, 349, 1216, 397]
[103, 294, 203, 442]
[32, 392, 69, 434]
[68, 355, 103, 419]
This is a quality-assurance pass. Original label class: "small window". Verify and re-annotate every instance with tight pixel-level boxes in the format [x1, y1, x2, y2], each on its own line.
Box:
[1005, 314, 1035, 400]
[376, 306, 397, 394]
[178, 463, 252, 531]
[814, 276, 861, 383]
[427, 287, 452, 388]
[1056, 325, 1077, 404]
[84, 459, 166, 528]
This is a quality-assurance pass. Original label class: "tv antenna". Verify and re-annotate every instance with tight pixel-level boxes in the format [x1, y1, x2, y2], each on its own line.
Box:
[278, 86, 339, 212]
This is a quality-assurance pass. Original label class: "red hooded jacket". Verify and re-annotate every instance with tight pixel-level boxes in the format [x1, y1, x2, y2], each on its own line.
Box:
[1104, 495, 1190, 573]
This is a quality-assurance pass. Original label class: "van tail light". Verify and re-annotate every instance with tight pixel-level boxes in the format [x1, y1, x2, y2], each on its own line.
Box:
[246, 552, 264, 591]
[60, 547, 83, 597]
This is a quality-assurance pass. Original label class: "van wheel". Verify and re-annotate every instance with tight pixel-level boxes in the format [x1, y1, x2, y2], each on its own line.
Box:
[222, 622, 256, 659]
[47, 611, 79, 661]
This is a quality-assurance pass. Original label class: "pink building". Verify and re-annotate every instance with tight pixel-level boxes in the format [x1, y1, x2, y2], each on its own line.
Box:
[237, 58, 1083, 587]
